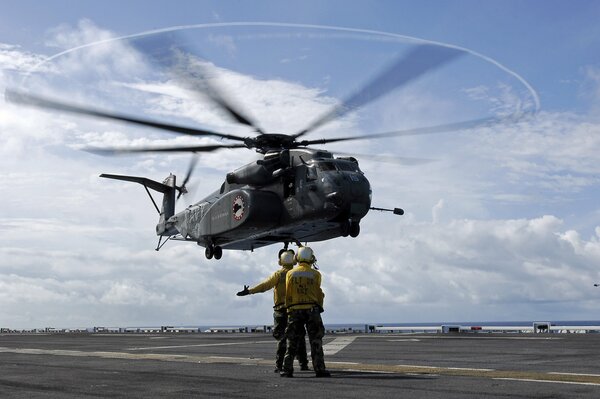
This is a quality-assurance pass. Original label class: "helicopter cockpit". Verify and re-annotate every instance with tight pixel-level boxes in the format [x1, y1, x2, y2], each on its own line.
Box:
[309, 158, 363, 174]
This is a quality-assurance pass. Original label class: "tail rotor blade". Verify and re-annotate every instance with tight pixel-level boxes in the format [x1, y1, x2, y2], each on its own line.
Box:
[177, 155, 199, 200]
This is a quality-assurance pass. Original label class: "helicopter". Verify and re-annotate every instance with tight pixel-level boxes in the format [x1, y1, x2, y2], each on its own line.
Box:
[6, 39, 476, 260]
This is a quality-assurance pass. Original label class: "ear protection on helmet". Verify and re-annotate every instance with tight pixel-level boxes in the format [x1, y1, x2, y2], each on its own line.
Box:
[279, 250, 296, 266]
[296, 246, 315, 263]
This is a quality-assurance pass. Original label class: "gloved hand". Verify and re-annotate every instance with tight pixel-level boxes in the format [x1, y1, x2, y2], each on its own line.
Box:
[236, 285, 250, 296]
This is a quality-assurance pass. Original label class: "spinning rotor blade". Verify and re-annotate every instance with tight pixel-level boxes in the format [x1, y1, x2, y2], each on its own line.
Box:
[299, 116, 505, 146]
[5, 89, 247, 142]
[294, 44, 465, 138]
[332, 150, 434, 165]
[131, 33, 264, 133]
[177, 155, 198, 200]
[85, 143, 246, 156]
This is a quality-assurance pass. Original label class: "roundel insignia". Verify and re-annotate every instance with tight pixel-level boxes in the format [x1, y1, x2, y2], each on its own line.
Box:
[232, 195, 245, 221]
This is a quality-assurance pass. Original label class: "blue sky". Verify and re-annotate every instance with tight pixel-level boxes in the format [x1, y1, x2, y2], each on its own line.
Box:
[1, 1, 600, 328]
[3, 0, 599, 112]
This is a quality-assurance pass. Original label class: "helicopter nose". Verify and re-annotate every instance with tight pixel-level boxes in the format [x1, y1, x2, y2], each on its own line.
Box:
[325, 191, 344, 206]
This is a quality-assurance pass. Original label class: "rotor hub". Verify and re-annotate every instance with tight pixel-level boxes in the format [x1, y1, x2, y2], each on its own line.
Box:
[246, 133, 297, 153]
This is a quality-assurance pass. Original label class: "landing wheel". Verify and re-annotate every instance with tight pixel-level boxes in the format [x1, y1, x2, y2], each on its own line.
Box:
[340, 221, 350, 237]
[214, 246, 223, 260]
[205, 246, 214, 259]
[349, 222, 360, 238]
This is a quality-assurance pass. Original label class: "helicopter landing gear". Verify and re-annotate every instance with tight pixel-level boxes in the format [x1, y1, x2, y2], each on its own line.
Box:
[214, 246, 223, 260]
[205, 246, 213, 259]
[205, 244, 223, 260]
[341, 220, 359, 238]
[349, 221, 360, 238]
[340, 221, 350, 237]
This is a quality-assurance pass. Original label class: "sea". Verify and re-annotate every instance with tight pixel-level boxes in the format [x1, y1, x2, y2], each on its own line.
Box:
[321, 320, 600, 332]
[188, 320, 600, 332]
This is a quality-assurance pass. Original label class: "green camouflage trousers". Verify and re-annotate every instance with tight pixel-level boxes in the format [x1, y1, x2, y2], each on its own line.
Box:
[282, 307, 326, 373]
[273, 310, 308, 369]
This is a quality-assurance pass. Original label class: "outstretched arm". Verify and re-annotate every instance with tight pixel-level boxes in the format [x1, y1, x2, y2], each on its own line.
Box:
[236, 285, 250, 296]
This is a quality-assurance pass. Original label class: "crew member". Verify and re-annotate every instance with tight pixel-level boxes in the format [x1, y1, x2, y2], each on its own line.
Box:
[280, 246, 331, 378]
[237, 250, 309, 372]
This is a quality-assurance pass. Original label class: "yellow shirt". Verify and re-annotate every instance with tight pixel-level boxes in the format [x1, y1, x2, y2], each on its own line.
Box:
[249, 266, 291, 311]
[285, 262, 324, 312]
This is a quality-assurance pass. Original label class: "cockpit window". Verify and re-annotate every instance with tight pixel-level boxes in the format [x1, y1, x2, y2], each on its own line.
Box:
[317, 161, 337, 171]
[306, 166, 318, 181]
[337, 162, 360, 172]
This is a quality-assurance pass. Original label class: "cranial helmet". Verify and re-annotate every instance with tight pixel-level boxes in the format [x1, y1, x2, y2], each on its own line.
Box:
[279, 250, 296, 266]
[296, 246, 315, 263]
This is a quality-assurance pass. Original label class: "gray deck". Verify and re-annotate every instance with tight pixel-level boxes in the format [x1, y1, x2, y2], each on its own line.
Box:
[1, 332, 600, 398]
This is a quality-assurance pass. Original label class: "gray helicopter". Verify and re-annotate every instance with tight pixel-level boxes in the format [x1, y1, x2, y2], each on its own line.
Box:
[7, 41, 476, 260]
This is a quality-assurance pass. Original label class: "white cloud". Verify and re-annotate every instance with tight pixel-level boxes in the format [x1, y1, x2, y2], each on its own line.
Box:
[0, 43, 49, 72]
[317, 214, 600, 322]
[44, 19, 115, 50]
[1, 22, 600, 329]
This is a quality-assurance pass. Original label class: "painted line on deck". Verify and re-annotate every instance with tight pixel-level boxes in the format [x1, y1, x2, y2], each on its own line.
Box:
[359, 335, 561, 341]
[388, 339, 421, 342]
[494, 378, 600, 387]
[322, 336, 357, 355]
[548, 372, 600, 377]
[128, 340, 273, 350]
[2, 346, 600, 386]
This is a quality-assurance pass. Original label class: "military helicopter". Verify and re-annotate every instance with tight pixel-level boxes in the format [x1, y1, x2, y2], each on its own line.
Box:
[6, 40, 478, 260]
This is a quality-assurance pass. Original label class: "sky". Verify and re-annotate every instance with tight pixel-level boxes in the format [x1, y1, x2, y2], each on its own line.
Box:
[1, 0, 600, 329]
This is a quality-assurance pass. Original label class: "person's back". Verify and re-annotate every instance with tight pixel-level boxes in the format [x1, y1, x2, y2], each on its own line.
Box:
[285, 262, 324, 312]
[281, 247, 330, 378]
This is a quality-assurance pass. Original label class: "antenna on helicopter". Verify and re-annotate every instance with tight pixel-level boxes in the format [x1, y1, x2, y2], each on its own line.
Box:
[370, 206, 404, 215]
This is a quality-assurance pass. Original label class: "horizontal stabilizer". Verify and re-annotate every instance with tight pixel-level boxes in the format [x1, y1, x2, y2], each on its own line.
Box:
[100, 173, 172, 193]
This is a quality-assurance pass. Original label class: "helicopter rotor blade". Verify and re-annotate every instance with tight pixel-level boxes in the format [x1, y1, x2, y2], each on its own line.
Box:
[331, 150, 435, 166]
[131, 33, 265, 134]
[299, 115, 516, 146]
[294, 44, 465, 139]
[84, 143, 246, 156]
[5, 89, 248, 143]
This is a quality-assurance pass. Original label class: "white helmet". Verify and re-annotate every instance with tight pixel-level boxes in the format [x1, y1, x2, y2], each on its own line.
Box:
[279, 251, 296, 266]
[296, 246, 315, 263]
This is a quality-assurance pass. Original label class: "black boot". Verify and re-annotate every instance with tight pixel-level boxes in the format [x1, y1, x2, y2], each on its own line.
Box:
[280, 370, 294, 378]
[315, 370, 331, 378]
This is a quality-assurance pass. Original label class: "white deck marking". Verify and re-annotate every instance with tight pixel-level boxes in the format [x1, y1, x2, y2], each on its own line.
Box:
[388, 339, 421, 342]
[128, 340, 272, 350]
[322, 336, 357, 355]
[548, 372, 600, 377]
[327, 361, 360, 365]
[395, 364, 493, 372]
[494, 378, 600, 387]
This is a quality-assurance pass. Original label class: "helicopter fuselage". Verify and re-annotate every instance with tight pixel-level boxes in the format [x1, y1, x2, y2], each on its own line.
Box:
[165, 148, 371, 254]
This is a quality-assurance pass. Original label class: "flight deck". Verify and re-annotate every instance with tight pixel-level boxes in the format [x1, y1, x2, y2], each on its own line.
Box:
[1, 332, 600, 398]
